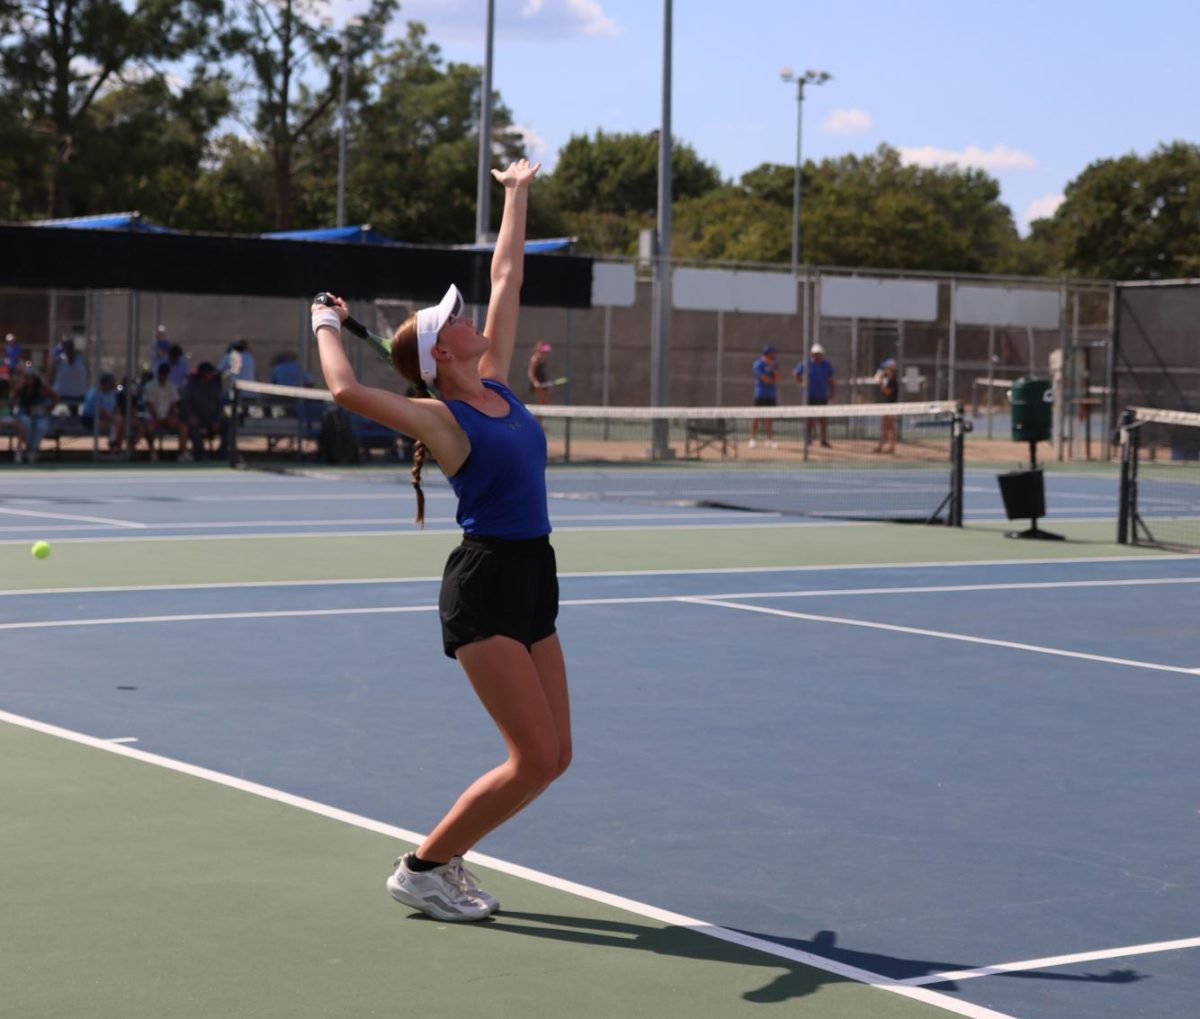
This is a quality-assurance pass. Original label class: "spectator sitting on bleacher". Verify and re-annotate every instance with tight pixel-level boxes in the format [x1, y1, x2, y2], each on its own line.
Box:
[219, 338, 257, 385]
[2, 369, 29, 462]
[151, 325, 171, 371]
[269, 350, 312, 388]
[5, 334, 20, 375]
[181, 361, 226, 460]
[81, 372, 123, 451]
[143, 362, 193, 463]
[52, 338, 88, 414]
[12, 366, 58, 464]
[165, 344, 190, 388]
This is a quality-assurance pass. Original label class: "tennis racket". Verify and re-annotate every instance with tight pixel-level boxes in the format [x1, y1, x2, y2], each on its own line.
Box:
[313, 292, 391, 365]
[547, 376, 569, 388]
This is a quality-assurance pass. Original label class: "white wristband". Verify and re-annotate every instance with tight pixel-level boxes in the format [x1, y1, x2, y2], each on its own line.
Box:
[311, 307, 342, 336]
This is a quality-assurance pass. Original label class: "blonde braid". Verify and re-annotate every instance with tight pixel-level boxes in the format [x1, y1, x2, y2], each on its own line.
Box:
[410, 380, 431, 527]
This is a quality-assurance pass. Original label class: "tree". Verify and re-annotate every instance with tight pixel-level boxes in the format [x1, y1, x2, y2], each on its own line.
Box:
[219, 0, 396, 229]
[0, 0, 224, 216]
[543, 130, 722, 255]
[346, 21, 528, 243]
[65, 73, 231, 224]
[673, 189, 791, 264]
[550, 130, 721, 216]
[673, 146, 1025, 272]
[1031, 142, 1200, 280]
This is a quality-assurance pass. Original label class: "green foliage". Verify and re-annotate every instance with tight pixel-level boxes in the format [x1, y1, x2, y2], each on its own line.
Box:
[345, 22, 530, 242]
[550, 130, 722, 216]
[1031, 142, 1200, 279]
[0, 1, 1189, 282]
[0, 0, 226, 216]
[66, 74, 231, 224]
[766, 146, 1022, 273]
[673, 190, 791, 263]
[218, 0, 397, 229]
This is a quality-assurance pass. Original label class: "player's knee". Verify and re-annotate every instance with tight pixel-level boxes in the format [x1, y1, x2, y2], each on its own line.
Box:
[512, 741, 561, 790]
[553, 744, 572, 779]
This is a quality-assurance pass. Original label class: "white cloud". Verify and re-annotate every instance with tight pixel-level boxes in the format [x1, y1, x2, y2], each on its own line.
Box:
[564, 0, 617, 37]
[822, 108, 872, 135]
[403, 0, 617, 40]
[1024, 193, 1065, 224]
[511, 123, 550, 165]
[898, 144, 1036, 172]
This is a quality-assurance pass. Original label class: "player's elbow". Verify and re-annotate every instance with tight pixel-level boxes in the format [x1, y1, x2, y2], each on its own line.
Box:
[329, 380, 361, 407]
[491, 265, 524, 290]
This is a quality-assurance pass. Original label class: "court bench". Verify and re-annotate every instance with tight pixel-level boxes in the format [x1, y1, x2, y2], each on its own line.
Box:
[685, 417, 737, 459]
[232, 402, 406, 461]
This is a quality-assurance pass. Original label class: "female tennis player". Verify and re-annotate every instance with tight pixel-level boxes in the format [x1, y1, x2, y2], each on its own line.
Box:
[311, 159, 568, 922]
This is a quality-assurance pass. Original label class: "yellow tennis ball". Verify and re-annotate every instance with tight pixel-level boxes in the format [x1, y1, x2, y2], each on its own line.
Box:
[31, 541, 51, 560]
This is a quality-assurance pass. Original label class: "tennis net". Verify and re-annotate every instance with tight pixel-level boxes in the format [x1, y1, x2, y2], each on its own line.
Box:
[1118, 406, 1200, 552]
[227, 380, 965, 525]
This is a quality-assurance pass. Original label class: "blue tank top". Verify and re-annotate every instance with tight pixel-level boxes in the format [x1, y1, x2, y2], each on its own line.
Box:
[444, 379, 551, 539]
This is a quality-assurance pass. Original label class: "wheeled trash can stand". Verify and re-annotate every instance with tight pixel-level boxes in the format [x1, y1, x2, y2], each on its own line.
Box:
[997, 377, 1063, 540]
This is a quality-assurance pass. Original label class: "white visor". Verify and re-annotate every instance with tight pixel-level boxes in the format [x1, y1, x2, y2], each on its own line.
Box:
[415, 285, 464, 382]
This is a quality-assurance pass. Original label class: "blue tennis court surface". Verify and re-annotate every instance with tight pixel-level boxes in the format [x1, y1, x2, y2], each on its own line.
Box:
[0, 466, 1122, 541]
[2, 466, 1196, 1019]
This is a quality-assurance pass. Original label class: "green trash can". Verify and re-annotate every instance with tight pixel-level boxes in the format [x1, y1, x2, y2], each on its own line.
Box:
[1010, 377, 1052, 444]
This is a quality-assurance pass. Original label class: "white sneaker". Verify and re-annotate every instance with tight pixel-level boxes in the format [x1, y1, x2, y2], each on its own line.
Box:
[748, 439, 758, 449]
[767, 440, 779, 449]
[450, 856, 499, 913]
[386, 854, 493, 921]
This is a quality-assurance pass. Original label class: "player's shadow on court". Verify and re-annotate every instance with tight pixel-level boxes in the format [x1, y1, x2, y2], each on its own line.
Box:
[480, 913, 1145, 1005]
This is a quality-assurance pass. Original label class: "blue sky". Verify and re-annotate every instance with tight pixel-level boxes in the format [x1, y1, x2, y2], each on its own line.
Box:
[337, 0, 1199, 234]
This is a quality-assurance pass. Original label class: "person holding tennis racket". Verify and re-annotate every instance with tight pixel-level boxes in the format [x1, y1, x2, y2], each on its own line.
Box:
[311, 159, 568, 923]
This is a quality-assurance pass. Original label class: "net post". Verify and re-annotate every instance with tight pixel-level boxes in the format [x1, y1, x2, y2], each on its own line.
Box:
[950, 403, 965, 527]
[1116, 408, 1135, 545]
[228, 382, 241, 468]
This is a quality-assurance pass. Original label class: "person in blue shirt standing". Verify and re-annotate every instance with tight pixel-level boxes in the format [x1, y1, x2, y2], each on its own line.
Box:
[311, 159, 564, 925]
[269, 350, 312, 388]
[750, 344, 779, 449]
[793, 342, 836, 448]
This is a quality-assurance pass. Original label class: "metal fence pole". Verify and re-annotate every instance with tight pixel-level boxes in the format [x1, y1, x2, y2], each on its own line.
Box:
[1104, 284, 1117, 460]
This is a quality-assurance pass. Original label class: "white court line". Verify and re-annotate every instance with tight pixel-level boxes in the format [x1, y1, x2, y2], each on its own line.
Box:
[0, 605, 438, 631]
[0, 510, 773, 534]
[2, 554, 1196, 598]
[898, 936, 1200, 986]
[0, 519, 849, 546]
[0, 707, 1017, 1019]
[0, 507, 147, 528]
[683, 599, 1200, 678]
[107, 737, 139, 744]
[5, 577, 1200, 670]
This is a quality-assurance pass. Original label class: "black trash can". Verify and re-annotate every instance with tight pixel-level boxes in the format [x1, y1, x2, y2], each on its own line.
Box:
[1010, 377, 1053, 444]
[997, 468, 1046, 520]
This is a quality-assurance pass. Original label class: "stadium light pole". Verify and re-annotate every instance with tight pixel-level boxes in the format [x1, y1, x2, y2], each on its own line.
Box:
[780, 68, 831, 276]
[649, 0, 673, 457]
[475, 0, 496, 245]
[336, 17, 363, 229]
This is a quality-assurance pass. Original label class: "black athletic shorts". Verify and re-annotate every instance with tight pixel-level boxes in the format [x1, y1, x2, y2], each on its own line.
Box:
[753, 396, 777, 407]
[439, 534, 559, 659]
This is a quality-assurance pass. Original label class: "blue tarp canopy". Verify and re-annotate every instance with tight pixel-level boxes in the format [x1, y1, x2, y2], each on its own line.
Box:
[260, 224, 403, 245]
[458, 236, 575, 254]
[25, 212, 174, 233]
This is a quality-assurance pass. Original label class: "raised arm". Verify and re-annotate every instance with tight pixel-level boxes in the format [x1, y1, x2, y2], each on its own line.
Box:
[479, 159, 540, 384]
[312, 299, 468, 472]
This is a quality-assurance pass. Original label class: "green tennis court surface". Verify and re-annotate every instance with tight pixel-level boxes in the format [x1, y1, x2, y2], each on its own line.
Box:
[2, 716, 967, 1019]
[2, 468, 1195, 1019]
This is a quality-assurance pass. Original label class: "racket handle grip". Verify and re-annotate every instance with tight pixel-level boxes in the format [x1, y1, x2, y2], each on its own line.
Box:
[313, 292, 368, 338]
